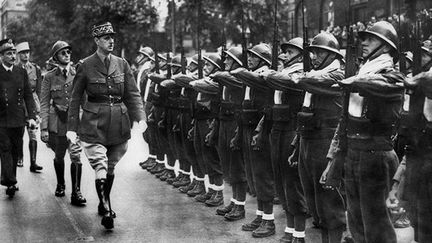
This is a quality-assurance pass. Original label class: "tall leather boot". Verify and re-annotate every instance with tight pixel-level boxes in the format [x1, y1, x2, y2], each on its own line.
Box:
[54, 159, 65, 197]
[95, 179, 114, 229]
[29, 140, 42, 172]
[70, 164, 87, 206]
[99, 174, 116, 218]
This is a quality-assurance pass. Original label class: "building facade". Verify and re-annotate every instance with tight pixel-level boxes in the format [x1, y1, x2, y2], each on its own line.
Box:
[0, 0, 29, 39]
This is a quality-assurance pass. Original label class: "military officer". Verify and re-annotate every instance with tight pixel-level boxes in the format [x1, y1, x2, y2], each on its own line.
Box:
[39, 40, 86, 206]
[67, 22, 145, 229]
[0, 38, 37, 197]
[323, 21, 404, 242]
[231, 43, 276, 238]
[15, 41, 43, 172]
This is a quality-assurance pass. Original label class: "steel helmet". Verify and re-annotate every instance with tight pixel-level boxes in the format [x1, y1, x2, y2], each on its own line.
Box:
[307, 32, 342, 58]
[203, 53, 222, 70]
[248, 43, 272, 65]
[51, 41, 71, 59]
[169, 55, 182, 67]
[157, 53, 167, 61]
[358, 21, 398, 51]
[224, 47, 243, 66]
[138, 46, 155, 61]
[422, 40, 432, 57]
[281, 37, 303, 52]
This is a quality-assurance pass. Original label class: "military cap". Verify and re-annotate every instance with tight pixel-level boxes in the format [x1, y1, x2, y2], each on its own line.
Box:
[0, 39, 16, 53]
[92, 22, 116, 37]
[16, 42, 30, 53]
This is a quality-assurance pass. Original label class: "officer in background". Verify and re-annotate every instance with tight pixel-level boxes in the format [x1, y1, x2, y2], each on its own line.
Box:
[0, 39, 37, 197]
[40, 40, 86, 206]
[15, 41, 43, 172]
[67, 22, 145, 229]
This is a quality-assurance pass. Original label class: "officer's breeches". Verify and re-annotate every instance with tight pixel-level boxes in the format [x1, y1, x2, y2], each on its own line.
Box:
[270, 128, 307, 215]
[81, 141, 128, 179]
[49, 133, 82, 164]
[218, 119, 245, 185]
[26, 123, 38, 141]
[194, 118, 222, 185]
[344, 148, 397, 243]
[0, 127, 24, 187]
[298, 137, 345, 230]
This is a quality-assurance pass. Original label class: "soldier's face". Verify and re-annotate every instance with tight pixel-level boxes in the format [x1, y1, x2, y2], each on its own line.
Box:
[224, 57, 235, 71]
[421, 52, 432, 67]
[285, 47, 301, 62]
[361, 35, 387, 60]
[56, 48, 71, 65]
[1, 50, 16, 67]
[18, 50, 30, 62]
[135, 53, 147, 65]
[248, 55, 260, 70]
[188, 62, 198, 72]
[311, 49, 333, 69]
[204, 61, 215, 76]
[95, 34, 114, 54]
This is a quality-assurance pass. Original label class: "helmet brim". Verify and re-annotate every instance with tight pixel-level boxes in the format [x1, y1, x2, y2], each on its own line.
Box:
[248, 49, 271, 65]
[224, 50, 243, 66]
[358, 30, 397, 51]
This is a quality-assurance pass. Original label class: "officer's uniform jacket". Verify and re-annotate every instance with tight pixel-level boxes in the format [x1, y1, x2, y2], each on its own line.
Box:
[67, 53, 144, 145]
[0, 64, 37, 127]
[40, 65, 76, 136]
[20, 62, 42, 114]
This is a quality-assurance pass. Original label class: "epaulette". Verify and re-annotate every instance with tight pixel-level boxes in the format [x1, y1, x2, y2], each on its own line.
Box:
[30, 62, 41, 70]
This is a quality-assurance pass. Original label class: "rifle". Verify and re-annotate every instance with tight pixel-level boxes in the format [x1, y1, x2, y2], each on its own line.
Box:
[302, 0, 311, 72]
[241, 1, 249, 70]
[196, 0, 203, 78]
[154, 43, 160, 74]
[271, 0, 279, 71]
[166, 52, 172, 79]
[220, 14, 227, 71]
[398, 0, 407, 75]
[412, 20, 422, 76]
[180, 27, 187, 74]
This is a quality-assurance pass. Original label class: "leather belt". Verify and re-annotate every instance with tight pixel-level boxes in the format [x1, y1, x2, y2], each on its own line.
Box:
[88, 96, 123, 104]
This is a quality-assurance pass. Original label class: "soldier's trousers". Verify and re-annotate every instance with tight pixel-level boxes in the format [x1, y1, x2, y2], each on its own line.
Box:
[194, 118, 223, 186]
[242, 124, 256, 195]
[298, 136, 346, 230]
[143, 102, 161, 158]
[81, 141, 128, 179]
[166, 109, 180, 168]
[344, 148, 398, 243]
[180, 113, 199, 177]
[0, 127, 24, 187]
[154, 106, 175, 165]
[175, 111, 191, 174]
[270, 128, 307, 215]
[218, 119, 246, 185]
[245, 122, 274, 203]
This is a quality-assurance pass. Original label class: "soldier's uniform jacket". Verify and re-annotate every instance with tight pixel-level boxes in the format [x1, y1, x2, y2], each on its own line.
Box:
[40, 65, 76, 136]
[211, 70, 244, 121]
[191, 77, 220, 120]
[67, 53, 144, 145]
[0, 64, 37, 127]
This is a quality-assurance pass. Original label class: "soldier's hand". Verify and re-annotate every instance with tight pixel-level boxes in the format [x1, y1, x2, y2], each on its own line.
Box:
[66, 131, 78, 144]
[386, 189, 399, 209]
[187, 127, 194, 141]
[287, 151, 298, 168]
[41, 129, 49, 143]
[28, 119, 37, 129]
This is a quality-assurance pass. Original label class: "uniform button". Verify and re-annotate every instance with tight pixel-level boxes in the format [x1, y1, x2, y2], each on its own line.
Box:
[65, 91, 68, 93]
[108, 86, 112, 89]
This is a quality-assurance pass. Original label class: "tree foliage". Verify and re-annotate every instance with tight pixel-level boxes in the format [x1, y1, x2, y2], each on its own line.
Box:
[6, 0, 158, 67]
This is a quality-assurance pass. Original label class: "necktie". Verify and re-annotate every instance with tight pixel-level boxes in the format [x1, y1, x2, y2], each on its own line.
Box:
[104, 57, 110, 71]
[63, 69, 67, 79]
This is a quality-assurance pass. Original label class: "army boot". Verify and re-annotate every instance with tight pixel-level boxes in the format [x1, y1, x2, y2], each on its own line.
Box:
[173, 174, 191, 188]
[29, 140, 42, 172]
[161, 169, 175, 181]
[205, 190, 223, 207]
[252, 219, 276, 238]
[155, 169, 167, 178]
[95, 179, 114, 229]
[187, 180, 205, 197]
[70, 163, 87, 206]
[279, 232, 293, 243]
[195, 188, 214, 203]
[150, 163, 165, 174]
[180, 179, 196, 193]
[216, 201, 234, 216]
[242, 215, 262, 231]
[167, 172, 182, 185]
[225, 204, 246, 221]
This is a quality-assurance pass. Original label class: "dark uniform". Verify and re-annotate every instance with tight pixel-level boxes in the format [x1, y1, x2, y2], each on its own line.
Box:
[0, 39, 37, 197]
[326, 21, 403, 243]
[67, 22, 144, 229]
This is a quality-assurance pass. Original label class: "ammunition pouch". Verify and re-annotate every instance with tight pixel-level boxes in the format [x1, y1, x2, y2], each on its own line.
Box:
[346, 116, 394, 139]
[272, 105, 293, 122]
[219, 101, 241, 120]
[241, 109, 260, 125]
[178, 97, 192, 112]
[149, 92, 164, 107]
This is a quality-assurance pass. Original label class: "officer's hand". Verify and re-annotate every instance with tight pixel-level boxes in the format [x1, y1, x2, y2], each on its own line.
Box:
[66, 131, 78, 144]
[28, 119, 37, 129]
[41, 129, 49, 143]
[35, 115, 41, 124]
[386, 189, 399, 209]
[55, 104, 68, 112]
[132, 120, 147, 133]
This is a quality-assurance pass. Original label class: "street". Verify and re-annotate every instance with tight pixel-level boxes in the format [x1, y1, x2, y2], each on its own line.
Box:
[0, 129, 414, 243]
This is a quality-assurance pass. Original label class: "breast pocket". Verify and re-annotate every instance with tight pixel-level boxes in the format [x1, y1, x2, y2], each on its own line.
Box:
[88, 78, 107, 95]
[111, 73, 125, 95]
[50, 85, 63, 98]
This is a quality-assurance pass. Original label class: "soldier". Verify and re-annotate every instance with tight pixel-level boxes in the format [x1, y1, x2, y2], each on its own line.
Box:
[189, 53, 224, 207]
[264, 37, 308, 242]
[66, 22, 145, 229]
[211, 47, 247, 220]
[322, 21, 404, 242]
[39, 41, 86, 205]
[0, 38, 37, 197]
[387, 41, 432, 242]
[295, 32, 346, 242]
[231, 43, 276, 238]
[15, 41, 43, 172]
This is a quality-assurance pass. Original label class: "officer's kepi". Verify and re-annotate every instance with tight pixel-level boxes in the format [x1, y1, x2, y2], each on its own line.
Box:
[0, 39, 16, 53]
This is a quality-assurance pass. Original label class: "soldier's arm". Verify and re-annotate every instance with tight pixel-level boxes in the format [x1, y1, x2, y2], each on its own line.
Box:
[148, 73, 167, 84]
[67, 63, 87, 132]
[231, 68, 270, 91]
[212, 71, 243, 89]
[173, 74, 197, 88]
[39, 73, 52, 131]
[123, 60, 145, 122]
[190, 77, 220, 95]
[350, 72, 405, 99]
[22, 69, 37, 120]
[265, 71, 303, 91]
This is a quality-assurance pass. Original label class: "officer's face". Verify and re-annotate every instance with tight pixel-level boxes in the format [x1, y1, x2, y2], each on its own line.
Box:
[56, 48, 71, 65]
[95, 34, 115, 54]
[361, 35, 386, 60]
[1, 50, 16, 67]
[18, 50, 30, 62]
[248, 54, 261, 70]
[204, 61, 216, 76]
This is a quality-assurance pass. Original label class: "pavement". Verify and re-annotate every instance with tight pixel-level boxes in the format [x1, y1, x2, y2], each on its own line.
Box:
[0, 129, 415, 243]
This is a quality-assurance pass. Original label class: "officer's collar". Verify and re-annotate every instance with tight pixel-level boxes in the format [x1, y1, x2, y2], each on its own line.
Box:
[96, 51, 111, 63]
[2, 63, 13, 72]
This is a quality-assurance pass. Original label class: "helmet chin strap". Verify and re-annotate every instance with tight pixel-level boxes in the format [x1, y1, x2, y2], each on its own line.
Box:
[363, 43, 385, 63]
[315, 53, 331, 70]
[284, 53, 302, 68]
